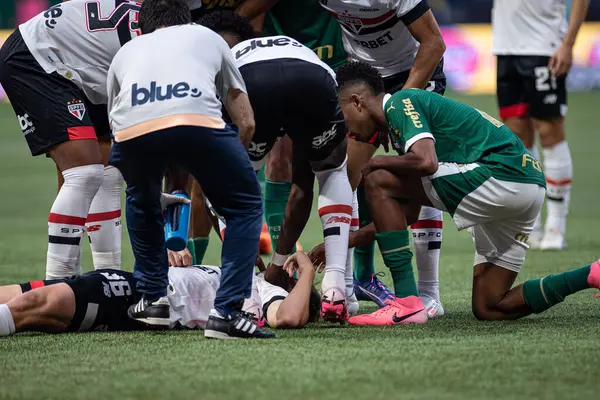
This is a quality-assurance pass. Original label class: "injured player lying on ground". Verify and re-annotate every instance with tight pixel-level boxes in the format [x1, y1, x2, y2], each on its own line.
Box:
[0, 252, 321, 337]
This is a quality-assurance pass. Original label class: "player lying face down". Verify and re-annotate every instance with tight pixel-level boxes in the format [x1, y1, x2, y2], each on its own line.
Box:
[0, 253, 321, 336]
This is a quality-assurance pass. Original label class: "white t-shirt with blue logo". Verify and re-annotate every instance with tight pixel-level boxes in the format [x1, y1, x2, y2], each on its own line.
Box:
[107, 24, 246, 136]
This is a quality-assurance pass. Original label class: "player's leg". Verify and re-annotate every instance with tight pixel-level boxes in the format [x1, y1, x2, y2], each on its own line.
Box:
[519, 57, 570, 250]
[349, 169, 430, 326]
[86, 135, 124, 270]
[497, 55, 543, 246]
[526, 60, 571, 250]
[0, 285, 25, 304]
[0, 283, 75, 336]
[109, 131, 169, 325]
[346, 189, 360, 315]
[264, 136, 293, 251]
[347, 139, 378, 283]
[310, 139, 353, 323]
[174, 125, 273, 339]
[0, 31, 105, 279]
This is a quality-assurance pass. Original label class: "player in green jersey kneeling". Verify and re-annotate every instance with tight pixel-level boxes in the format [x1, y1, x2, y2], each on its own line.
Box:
[328, 61, 600, 325]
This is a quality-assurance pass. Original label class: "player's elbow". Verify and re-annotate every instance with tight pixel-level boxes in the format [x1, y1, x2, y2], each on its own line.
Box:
[275, 313, 307, 329]
[419, 157, 438, 176]
[423, 35, 446, 60]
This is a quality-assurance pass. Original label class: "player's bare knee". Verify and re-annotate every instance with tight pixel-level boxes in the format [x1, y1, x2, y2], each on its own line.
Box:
[266, 155, 292, 182]
[471, 297, 499, 321]
[364, 169, 395, 198]
[49, 139, 103, 170]
[536, 117, 565, 147]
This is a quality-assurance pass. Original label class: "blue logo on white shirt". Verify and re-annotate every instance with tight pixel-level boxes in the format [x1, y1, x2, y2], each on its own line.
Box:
[131, 82, 202, 106]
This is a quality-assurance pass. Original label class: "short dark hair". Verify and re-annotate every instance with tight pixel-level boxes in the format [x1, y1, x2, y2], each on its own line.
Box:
[197, 10, 256, 42]
[336, 61, 385, 95]
[138, 0, 191, 35]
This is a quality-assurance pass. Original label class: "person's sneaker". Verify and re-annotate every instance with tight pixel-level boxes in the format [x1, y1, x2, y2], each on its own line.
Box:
[354, 273, 395, 308]
[539, 228, 566, 251]
[204, 310, 276, 339]
[128, 295, 170, 326]
[321, 287, 348, 324]
[587, 259, 600, 291]
[259, 223, 272, 255]
[348, 296, 427, 326]
[421, 296, 445, 319]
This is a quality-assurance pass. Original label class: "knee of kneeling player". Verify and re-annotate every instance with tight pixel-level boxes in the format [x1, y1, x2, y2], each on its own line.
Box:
[364, 169, 394, 198]
[471, 300, 501, 321]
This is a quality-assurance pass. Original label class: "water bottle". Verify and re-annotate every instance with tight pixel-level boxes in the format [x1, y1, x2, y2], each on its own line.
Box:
[164, 191, 190, 251]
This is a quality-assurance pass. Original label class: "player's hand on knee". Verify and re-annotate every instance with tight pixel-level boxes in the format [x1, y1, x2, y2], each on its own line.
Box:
[307, 243, 326, 273]
[168, 248, 193, 267]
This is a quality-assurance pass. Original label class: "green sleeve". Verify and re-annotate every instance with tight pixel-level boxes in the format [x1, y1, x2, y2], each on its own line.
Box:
[385, 92, 434, 154]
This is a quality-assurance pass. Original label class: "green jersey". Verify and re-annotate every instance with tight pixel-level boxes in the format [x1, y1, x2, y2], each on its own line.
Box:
[384, 89, 546, 210]
[262, 0, 347, 70]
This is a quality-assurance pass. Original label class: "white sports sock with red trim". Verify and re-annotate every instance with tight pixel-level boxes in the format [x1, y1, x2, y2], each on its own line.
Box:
[315, 160, 353, 293]
[47, 164, 104, 279]
[411, 206, 443, 302]
[542, 141, 572, 234]
[345, 190, 359, 297]
[86, 166, 123, 270]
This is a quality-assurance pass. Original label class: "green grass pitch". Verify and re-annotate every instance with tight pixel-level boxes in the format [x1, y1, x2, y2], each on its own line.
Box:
[0, 92, 598, 400]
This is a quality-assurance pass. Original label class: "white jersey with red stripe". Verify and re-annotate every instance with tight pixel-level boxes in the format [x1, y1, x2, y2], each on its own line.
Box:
[319, 0, 430, 77]
[167, 266, 288, 329]
[18, 0, 141, 105]
[492, 0, 568, 56]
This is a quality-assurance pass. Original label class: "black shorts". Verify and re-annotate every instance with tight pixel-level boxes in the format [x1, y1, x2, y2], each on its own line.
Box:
[239, 59, 346, 170]
[496, 55, 567, 120]
[0, 29, 110, 156]
[383, 59, 446, 94]
[20, 269, 141, 332]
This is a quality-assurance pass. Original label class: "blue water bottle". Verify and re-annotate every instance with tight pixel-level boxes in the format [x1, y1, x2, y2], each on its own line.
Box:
[164, 191, 190, 251]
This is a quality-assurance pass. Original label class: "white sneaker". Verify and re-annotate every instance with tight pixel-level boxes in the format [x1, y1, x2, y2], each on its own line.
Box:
[421, 296, 445, 319]
[528, 230, 543, 250]
[540, 228, 566, 251]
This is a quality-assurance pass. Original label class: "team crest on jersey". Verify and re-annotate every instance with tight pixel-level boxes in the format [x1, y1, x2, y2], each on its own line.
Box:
[67, 99, 86, 121]
[338, 14, 363, 34]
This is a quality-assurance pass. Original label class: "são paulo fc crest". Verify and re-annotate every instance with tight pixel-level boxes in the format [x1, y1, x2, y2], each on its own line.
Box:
[67, 99, 86, 121]
[338, 14, 363, 34]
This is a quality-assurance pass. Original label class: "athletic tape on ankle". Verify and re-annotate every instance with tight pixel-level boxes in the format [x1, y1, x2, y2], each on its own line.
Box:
[272, 252, 289, 267]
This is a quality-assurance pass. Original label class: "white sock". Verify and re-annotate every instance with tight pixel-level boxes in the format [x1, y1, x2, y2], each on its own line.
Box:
[86, 166, 123, 270]
[411, 206, 442, 302]
[47, 164, 104, 279]
[0, 304, 16, 336]
[527, 146, 543, 234]
[315, 159, 353, 293]
[542, 141, 572, 234]
[345, 190, 359, 298]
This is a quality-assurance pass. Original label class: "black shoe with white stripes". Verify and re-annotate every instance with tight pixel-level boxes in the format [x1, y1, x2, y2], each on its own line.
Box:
[127, 295, 170, 326]
[204, 310, 276, 339]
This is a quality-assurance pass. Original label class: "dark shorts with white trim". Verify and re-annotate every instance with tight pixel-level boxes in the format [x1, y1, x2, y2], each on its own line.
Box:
[0, 29, 110, 156]
[19, 269, 142, 332]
